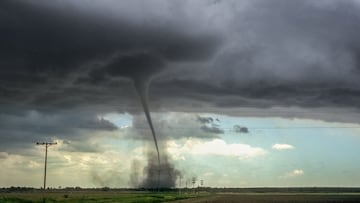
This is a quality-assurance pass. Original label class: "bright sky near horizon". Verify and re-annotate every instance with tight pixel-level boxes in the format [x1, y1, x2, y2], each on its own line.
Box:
[1, 111, 360, 188]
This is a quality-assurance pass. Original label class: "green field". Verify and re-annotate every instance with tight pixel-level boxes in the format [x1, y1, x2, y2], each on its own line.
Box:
[0, 191, 201, 203]
[209, 193, 360, 203]
[2, 190, 360, 203]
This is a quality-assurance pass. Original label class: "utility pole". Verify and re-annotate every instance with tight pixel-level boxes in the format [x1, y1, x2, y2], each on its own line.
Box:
[36, 142, 57, 190]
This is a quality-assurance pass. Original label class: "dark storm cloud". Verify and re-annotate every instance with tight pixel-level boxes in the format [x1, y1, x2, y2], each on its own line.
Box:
[200, 125, 224, 134]
[126, 113, 220, 140]
[150, 0, 360, 112]
[1, 0, 360, 114]
[0, 110, 117, 152]
[0, 0, 220, 109]
[105, 52, 165, 82]
[233, 125, 249, 134]
[1, 0, 360, 155]
[206, 0, 360, 108]
[196, 115, 224, 134]
[0, 111, 117, 134]
[0, 0, 218, 76]
[78, 117, 118, 131]
[197, 116, 214, 124]
[151, 79, 360, 109]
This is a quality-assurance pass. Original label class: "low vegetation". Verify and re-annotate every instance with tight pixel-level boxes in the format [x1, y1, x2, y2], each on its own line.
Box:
[0, 191, 200, 203]
[1, 188, 360, 203]
[210, 194, 360, 203]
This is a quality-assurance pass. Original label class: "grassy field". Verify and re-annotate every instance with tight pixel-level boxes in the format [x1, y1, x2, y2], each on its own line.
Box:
[2, 191, 360, 203]
[0, 191, 202, 203]
[205, 193, 360, 203]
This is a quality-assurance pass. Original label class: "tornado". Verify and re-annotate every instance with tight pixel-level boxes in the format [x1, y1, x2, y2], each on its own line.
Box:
[105, 52, 175, 188]
[133, 79, 161, 187]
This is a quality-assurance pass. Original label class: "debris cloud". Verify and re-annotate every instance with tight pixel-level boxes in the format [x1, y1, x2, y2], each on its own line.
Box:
[130, 152, 181, 189]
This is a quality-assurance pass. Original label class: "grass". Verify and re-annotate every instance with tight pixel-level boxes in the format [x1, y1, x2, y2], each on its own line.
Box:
[2, 191, 360, 203]
[210, 193, 360, 203]
[0, 191, 201, 203]
[208, 193, 360, 203]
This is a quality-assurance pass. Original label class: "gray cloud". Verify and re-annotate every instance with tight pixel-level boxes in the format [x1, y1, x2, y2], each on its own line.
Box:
[1, 0, 360, 114]
[197, 115, 220, 124]
[0, 0, 220, 111]
[197, 116, 214, 124]
[200, 125, 225, 134]
[59, 140, 104, 153]
[160, 0, 360, 110]
[124, 113, 221, 140]
[196, 116, 224, 134]
[233, 125, 249, 134]
[0, 110, 117, 153]
[104, 52, 165, 83]
[78, 118, 118, 131]
[1, 0, 360, 158]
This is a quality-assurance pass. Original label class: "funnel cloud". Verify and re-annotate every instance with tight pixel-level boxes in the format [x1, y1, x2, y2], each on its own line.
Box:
[104, 52, 164, 187]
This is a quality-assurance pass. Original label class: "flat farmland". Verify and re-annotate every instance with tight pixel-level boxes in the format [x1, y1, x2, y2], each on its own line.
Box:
[173, 193, 360, 203]
[0, 191, 201, 203]
[2, 190, 360, 203]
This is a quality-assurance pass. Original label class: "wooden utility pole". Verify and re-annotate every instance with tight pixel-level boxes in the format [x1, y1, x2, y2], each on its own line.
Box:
[36, 142, 57, 190]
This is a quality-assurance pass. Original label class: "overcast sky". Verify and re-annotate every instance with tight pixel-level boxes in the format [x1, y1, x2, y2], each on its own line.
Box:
[1, 0, 360, 188]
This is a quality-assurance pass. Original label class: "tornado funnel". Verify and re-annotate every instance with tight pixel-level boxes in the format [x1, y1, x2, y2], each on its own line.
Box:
[133, 79, 161, 188]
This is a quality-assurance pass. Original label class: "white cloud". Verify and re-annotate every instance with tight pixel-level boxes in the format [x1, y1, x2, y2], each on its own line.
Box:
[203, 172, 214, 177]
[167, 139, 267, 160]
[166, 141, 186, 160]
[281, 169, 304, 179]
[272, 143, 295, 150]
[0, 143, 134, 188]
[292, 169, 304, 176]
